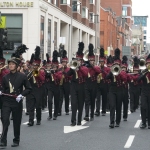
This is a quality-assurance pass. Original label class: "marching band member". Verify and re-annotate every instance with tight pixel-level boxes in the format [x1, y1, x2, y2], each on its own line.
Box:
[138, 54, 150, 129]
[106, 48, 127, 128]
[44, 53, 52, 110]
[58, 50, 71, 116]
[27, 46, 45, 126]
[0, 47, 9, 112]
[84, 44, 101, 121]
[47, 50, 62, 121]
[67, 42, 88, 126]
[128, 56, 140, 113]
[106, 55, 113, 111]
[95, 48, 110, 116]
[121, 56, 129, 121]
[0, 50, 31, 148]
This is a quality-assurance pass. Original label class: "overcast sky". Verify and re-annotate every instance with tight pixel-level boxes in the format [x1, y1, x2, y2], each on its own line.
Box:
[132, 0, 150, 42]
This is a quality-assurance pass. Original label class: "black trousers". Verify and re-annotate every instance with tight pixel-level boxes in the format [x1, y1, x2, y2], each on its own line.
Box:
[71, 82, 85, 123]
[42, 84, 47, 109]
[48, 84, 60, 117]
[122, 88, 129, 119]
[96, 81, 108, 113]
[140, 92, 150, 126]
[1, 104, 23, 144]
[59, 82, 70, 113]
[85, 81, 97, 118]
[28, 95, 41, 122]
[109, 87, 123, 124]
[129, 88, 139, 111]
[26, 95, 30, 113]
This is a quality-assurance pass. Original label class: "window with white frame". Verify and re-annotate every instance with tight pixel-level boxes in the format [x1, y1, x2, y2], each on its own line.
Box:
[89, 0, 95, 4]
[122, 6, 127, 16]
[89, 13, 94, 22]
[72, 0, 80, 13]
[61, 0, 70, 5]
[82, 7, 88, 18]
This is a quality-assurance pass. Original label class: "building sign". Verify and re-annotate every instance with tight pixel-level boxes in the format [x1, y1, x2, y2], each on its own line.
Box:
[0, 2, 34, 7]
[133, 16, 148, 27]
[0, 16, 6, 28]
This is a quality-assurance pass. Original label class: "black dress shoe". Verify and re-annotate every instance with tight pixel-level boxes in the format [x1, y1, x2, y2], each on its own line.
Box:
[94, 111, 100, 116]
[36, 120, 41, 125]
[57, 113, 61, 116]
[53, 116, 57, 120]
[140, 124, 147, 129]
[47, 116, 52, 120]
[66, 112, 69, 115]
[25, 112, 29, 115]
[123, 118, 127, 121]
[0, 142, 7, 149]
[109, 124, 114, 128]
[102, 113, 106, 116]
[77, 122, 81, 125]
[11, 142, 19, 147]
[130, 110, 134, 113]
[84, 117, 89, 121]
[115, 123, 120, 127]
[70, 122, 76, 126]
[27, 121, 34, 126]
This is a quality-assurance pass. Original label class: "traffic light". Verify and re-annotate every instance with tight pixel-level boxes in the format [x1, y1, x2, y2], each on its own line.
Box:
[0, 28, 7, 50]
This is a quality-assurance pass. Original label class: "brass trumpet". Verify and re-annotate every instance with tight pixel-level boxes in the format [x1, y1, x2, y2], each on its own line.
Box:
[111, 64, 121, 76]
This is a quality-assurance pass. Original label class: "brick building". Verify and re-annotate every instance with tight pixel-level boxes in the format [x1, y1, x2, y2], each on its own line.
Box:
[100, 0, 132, 57]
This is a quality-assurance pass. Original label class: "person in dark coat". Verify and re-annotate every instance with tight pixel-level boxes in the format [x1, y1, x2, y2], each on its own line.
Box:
[0, 51, 32, 148]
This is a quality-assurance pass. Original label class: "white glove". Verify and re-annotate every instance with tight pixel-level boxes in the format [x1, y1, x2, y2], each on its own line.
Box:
[0, 91, 2, 95]
[16, 94, 24, 103]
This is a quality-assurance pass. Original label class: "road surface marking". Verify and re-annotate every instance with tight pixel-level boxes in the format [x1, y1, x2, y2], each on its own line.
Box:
[134, 120, 141, 128]
[124, 135, 135, 148]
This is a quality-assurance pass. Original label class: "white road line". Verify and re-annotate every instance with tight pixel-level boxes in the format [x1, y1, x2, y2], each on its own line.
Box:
[134, 120, 141, 128]
[124, 135, 135, 148]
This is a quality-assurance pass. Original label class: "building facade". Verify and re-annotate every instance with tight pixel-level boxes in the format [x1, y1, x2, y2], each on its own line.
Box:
[101, 0, 132, 57]
[133, 16, 148, 52]
[0, 0, 100, 61]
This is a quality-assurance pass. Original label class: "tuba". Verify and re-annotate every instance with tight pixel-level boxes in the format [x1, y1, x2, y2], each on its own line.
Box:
[111, 64, 121, 76]
[70, 59, 80, 70]
[83, 50, 89, 61]
[139, 58, 146, 70]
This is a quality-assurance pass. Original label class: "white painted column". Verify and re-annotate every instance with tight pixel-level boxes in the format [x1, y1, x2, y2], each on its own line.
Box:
[72, 28, 79, 56]
[51, 15, 54, 58]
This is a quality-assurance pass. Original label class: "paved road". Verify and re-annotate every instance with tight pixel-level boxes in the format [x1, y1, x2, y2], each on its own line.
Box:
[1, 103, 150, 150]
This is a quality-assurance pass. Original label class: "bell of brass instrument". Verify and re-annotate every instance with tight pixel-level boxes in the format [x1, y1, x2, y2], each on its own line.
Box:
[83, 50, 89, 61]
[70, 60, 79, 70]
[147, 64, 150, 72]
[139, 58, 146, 70]
[111, 64, 121, 76]
[0, 65, 7, 74]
